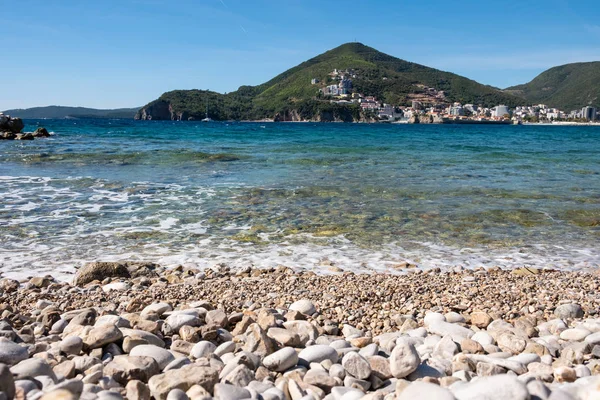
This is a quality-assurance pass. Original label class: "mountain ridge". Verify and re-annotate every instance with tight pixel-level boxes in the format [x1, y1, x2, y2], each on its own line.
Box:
[2, 106, 139, 119]
[136, 42, 524, 122]
[505, 61, 600, 111]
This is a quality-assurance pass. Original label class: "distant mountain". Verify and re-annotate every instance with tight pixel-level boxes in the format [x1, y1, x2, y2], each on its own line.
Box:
[2, 106, 139, 119]
[505, 62, 600, 111]
[137, 42, 524, 122]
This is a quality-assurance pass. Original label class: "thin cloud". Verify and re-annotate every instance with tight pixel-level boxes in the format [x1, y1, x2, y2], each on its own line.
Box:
[585, 24, 600, 35]
[240, 25, 248, 35]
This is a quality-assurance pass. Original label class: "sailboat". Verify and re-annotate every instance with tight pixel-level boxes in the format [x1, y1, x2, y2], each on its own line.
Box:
[201, 103, 212, 122]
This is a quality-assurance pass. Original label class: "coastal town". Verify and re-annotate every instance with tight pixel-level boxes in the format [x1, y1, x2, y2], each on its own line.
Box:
[313, 69, 599, 124]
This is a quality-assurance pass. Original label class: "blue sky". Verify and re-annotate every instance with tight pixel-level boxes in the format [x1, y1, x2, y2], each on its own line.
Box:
[2, 0, 600, 110]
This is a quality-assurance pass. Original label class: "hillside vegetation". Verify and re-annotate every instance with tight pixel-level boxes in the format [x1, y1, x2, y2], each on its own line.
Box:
[137, 43, 524, 121]
[505, 62, 600, 111]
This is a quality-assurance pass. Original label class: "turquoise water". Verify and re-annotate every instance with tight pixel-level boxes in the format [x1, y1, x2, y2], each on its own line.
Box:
[1, 120, 599, 278]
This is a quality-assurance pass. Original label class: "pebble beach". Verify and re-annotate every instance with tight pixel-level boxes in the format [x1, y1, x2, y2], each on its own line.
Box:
[1, 262, 600, 399]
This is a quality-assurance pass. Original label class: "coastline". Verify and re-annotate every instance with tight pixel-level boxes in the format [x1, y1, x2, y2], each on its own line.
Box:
[1, 264, 600, 399]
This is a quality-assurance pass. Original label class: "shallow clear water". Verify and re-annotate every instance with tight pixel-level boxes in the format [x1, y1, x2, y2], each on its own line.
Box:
[1, 120, 599, 278]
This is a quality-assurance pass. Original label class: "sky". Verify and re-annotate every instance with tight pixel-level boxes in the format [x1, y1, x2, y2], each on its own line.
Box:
[2, 0, 600, 110]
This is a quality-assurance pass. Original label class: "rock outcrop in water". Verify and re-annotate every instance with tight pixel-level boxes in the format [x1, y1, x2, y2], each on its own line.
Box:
[135, 101, 192, 121]
[0, 113, 51, 140]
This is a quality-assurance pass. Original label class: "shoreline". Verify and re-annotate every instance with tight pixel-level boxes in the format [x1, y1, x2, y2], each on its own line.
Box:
[1, 263, 600, 398]
[15, 117, 600, 126]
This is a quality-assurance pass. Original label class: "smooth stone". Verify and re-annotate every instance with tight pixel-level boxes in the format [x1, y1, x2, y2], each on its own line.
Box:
[289, 300, 317, 316]
[445, 312, 466, 324]
[267, 328, 301, 347]
[166, 388, 189, 400]
[433, 336, 459, 359]
[554, 304, 584, 320]
[95, 315, 129, 328]
[104, 355, 160, 384]
[141, 303, 172, 317]
[60, 337, 83, 355]
[0, 364, 15, 400]
[120, 329, 165, 348]
[97, 391, 124, 400]
[165, 315, 201, 332]
[330, 363, 346, 380]
[507, 353, 540, 365]
[222, 364, 254, 387]
[427, 321, 474, 342]
[102, 282, 130, 292]
[148, 365, 219, 400]
[342, 324, 363, 339]
[83, 324, 123, 350]
[398, 381, 456, 400]
[10, 358, 57, 382]
[390, 338, 420, 379]
[126, 380, 151, 400]
[471, 331, 494, 346]
[0, 338, 28, 365]
[130, 345, 175, 370]
[205, 310, 228, 328]
[190, 341, 216, 359]
[214, 383, 250, 400]
[298, 345, 338, 366]
[330, 386, 363, 400]
[462, 354, 527, 374]
[585, 331, 600, 345]
[263, 347, 299, 372]
[341, 352, 371, 380]
[560, 328, 591, 341]
[163, 357, 191, 372]
[283, 321, 319, 346]
[359, 344, 379, 358]
[214, 341, 235, 357]
[451, 374, 529, 400]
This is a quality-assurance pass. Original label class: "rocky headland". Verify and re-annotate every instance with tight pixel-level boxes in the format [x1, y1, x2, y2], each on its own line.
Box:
[1, 263, 600, 399]
[0, 113, 50, 140]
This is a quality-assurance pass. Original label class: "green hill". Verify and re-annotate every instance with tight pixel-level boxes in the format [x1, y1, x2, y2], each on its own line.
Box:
[137, 42, 524, 121]
[2, 106, 139, 119]
[505, 62, 600, 111]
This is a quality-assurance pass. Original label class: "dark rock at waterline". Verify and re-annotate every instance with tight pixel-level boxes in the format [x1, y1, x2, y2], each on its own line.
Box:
[0, 113, 51, 140]
[0, 114, 24, 133]
[73, 261, 159, 286]
[15, 133, 34, 141]
[32, 127, 50, 137]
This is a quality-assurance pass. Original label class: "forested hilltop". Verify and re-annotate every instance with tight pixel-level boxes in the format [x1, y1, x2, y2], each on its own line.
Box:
[505, 62, 600, 111]
[136, 42, 524, 122]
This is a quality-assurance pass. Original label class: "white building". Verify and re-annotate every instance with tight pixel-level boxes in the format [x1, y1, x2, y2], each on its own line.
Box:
[493, 105, 510, 118]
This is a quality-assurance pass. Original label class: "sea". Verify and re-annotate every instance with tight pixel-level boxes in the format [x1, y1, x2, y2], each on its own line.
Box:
[1, 120, 599, 279]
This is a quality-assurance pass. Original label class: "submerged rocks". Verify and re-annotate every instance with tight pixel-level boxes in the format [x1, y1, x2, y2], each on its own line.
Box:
[73, 262, 131, 286]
